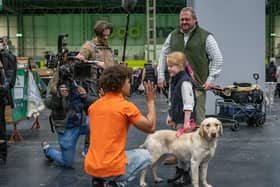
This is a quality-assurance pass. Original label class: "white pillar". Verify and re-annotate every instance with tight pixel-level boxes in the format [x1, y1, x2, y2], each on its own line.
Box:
[194, 0, 265, 114]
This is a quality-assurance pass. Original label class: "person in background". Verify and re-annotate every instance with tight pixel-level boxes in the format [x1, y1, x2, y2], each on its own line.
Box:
[76, 20, 115, 68]
[0, 37, 16, 89]
[0, 36, 17, 162]
[266, 61, 277, 82]
[41, 64, 102, 167]
[84, 64, 156, 187]
[275, 64, 280, 98]
[76, 20, 117, 157]
[157, 7, 223, 125]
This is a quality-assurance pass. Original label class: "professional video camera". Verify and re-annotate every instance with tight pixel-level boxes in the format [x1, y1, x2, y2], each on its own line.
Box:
[45, 33, 78, 69]
[56, 57, 103, 94]
[59, 58, 103, 83]
[59, 63, 73, 82]
[45, 33, 103, 95]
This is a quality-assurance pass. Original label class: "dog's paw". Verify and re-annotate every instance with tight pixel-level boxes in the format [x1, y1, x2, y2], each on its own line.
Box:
[202, 183, 213, 187]
[154, 177, 163, 183]
[140, 181, 147, 187]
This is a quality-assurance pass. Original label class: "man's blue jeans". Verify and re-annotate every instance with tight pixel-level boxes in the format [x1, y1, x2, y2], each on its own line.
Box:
[44, 124, 89, 167]
[95, 149, 151, 187]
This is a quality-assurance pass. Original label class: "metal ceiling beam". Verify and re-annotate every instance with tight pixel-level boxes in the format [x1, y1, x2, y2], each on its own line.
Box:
[1, 0, 185, 15]
[2, 0, 18, 14]
[266, 0, 280, 16]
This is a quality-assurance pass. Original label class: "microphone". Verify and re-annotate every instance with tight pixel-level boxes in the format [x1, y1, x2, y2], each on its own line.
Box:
[121, 0, 137, 13]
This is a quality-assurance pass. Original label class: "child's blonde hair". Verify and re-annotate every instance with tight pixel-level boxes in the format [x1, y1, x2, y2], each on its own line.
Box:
[167, 51, 196, 82]
[167, 52, 187, 69]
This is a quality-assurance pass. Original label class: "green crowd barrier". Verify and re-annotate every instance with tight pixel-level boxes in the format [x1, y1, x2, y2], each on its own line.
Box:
[11, 69, 28, 121]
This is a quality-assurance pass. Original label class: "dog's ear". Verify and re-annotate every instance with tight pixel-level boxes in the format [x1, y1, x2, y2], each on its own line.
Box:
[199, 120, 205, 137]
[217, 120, 223, 136]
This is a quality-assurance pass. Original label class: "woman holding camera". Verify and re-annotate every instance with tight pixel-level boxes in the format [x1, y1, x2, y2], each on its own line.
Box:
[41, 74, 97, 167]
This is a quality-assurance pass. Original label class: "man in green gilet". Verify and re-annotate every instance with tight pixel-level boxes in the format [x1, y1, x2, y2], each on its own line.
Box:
[158, 7, 223, 125]
[157, 7, 223, 184]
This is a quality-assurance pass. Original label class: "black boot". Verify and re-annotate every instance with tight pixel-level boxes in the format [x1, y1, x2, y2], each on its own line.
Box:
[173, 168, 191, 185]
[107, 181, 119, 187]
[92, 178, 119, 187]
[92, 178, 104, 187]
[167, 166, 185, 183]
[182, 169, 192, 185]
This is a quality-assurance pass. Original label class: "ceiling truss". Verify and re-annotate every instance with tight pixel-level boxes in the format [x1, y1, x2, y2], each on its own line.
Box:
[266, 0, 280, 16]
[1, 0, 186, 14]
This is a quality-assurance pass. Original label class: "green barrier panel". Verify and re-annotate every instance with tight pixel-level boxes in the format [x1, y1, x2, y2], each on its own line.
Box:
[11, 69, 28, 121]
[126, 60, 146, 68]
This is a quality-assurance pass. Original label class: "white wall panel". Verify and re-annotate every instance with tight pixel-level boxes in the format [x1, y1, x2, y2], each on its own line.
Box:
[194, 0, 265, 114]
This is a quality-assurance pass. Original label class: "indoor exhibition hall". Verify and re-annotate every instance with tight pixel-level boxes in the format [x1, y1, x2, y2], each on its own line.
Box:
[0, 0, 279, 187]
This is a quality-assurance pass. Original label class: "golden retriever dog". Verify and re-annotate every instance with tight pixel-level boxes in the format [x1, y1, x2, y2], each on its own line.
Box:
[139, 117, 223, 187]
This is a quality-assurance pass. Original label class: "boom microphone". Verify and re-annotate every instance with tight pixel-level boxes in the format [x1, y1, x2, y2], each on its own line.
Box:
[121, 0, 137, 13]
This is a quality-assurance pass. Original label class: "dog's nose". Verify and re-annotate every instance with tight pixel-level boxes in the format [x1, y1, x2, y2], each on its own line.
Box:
[211, 133, 216, 138]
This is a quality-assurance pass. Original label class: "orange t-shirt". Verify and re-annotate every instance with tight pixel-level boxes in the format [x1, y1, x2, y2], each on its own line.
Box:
[84, 92, 142, 177]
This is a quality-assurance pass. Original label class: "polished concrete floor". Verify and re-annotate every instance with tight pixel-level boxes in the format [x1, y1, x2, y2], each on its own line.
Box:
[0, 94, 280, 187]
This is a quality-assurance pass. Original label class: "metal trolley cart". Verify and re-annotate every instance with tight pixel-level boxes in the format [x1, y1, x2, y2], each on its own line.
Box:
[209, 98, 265, 131]
[207, 74, 266, 131]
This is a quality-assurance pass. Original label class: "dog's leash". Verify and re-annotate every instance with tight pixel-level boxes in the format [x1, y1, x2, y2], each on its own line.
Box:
[176, 119, 200, 138]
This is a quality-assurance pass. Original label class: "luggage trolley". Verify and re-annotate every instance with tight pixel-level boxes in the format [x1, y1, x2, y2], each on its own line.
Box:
[207, 74, 266, 131]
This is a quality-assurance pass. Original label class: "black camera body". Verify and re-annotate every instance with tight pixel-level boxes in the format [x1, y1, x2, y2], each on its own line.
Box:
[58, 59, 103, 89]
[59, 63, 73, 81]
[45, 33, 78, 69]
[73, 62, 103, 81]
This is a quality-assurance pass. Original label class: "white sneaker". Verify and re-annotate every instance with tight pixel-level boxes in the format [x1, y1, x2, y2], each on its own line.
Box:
[81, 147, 88, 158]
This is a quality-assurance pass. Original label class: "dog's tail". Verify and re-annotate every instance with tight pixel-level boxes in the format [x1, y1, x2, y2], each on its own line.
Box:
[139, 137, 149, 149]
[139, 142, 146, 149]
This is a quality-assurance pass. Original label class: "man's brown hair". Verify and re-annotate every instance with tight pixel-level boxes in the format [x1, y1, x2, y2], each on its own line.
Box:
[94, 20, 113, 37]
